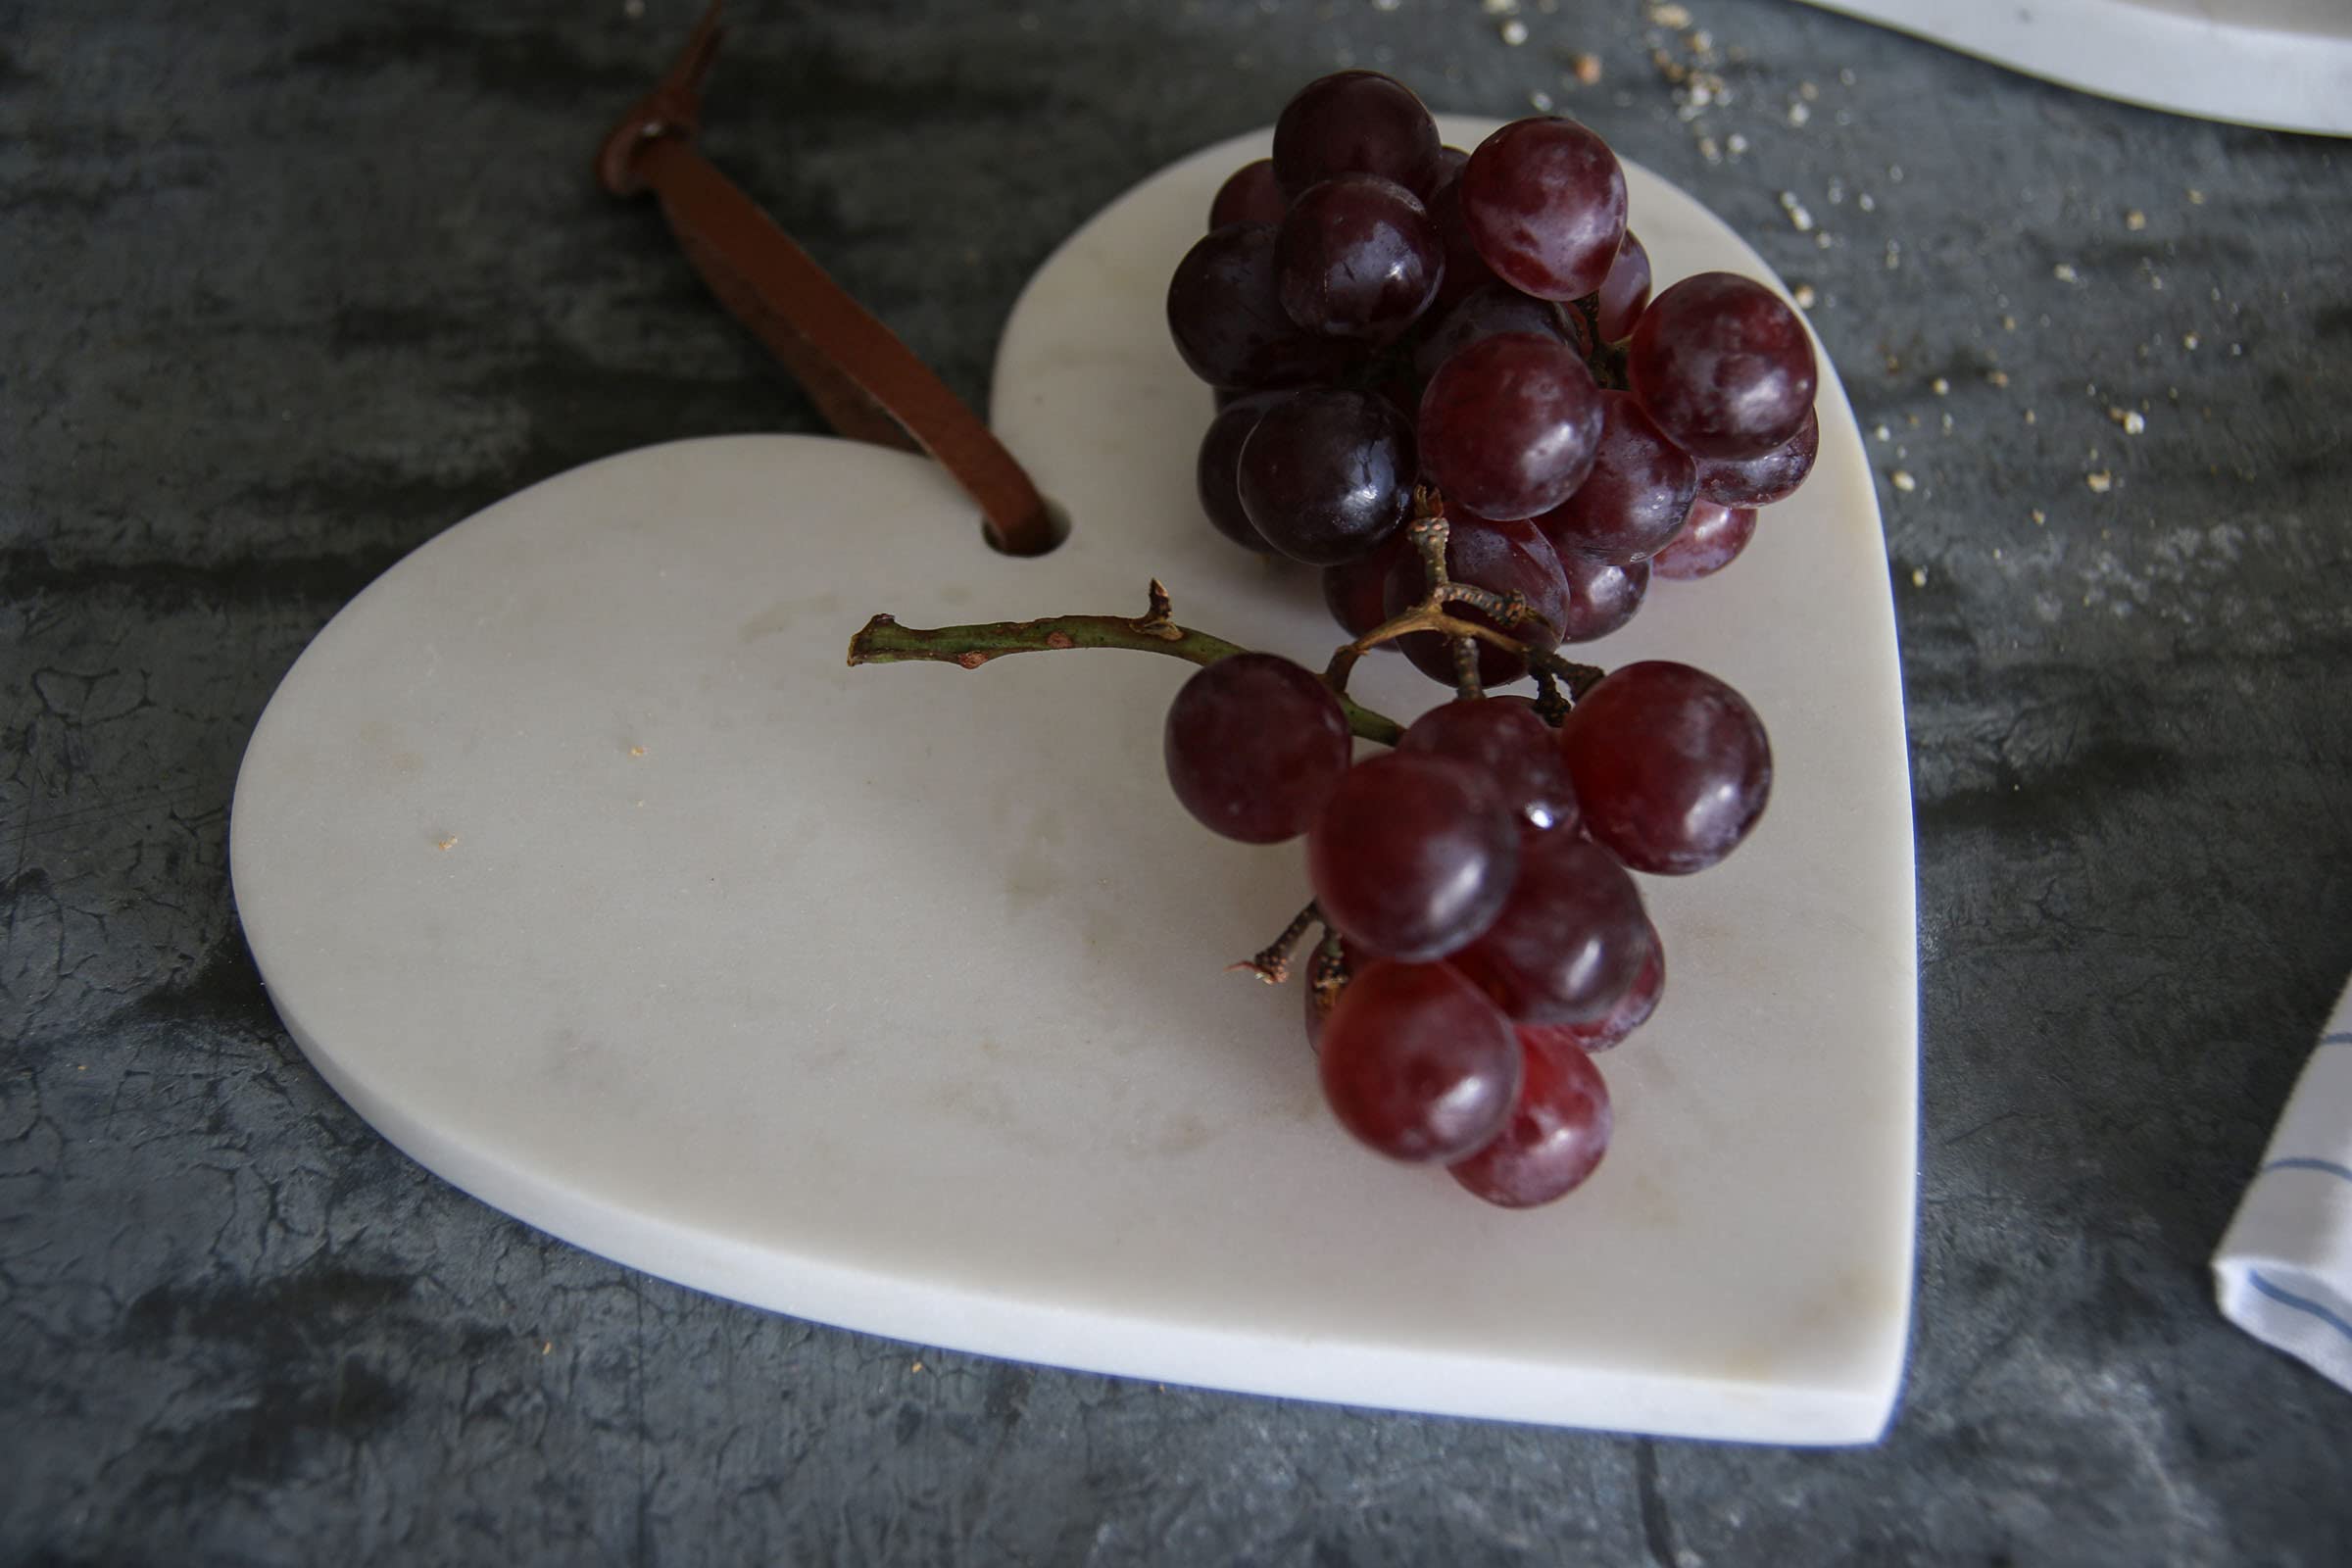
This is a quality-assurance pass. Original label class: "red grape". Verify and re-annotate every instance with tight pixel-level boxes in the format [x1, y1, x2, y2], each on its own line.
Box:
[1552, 547, 1649, 642]
[1558, 661, 1772, 874]
[1237, 389, 1416, 564]
[1595, 230, 1652, 340]
[1163, 654, 1351, 843]
[1410, 285, 1569, 384]
[1308, 753, 1519, 960]
[1380, 512, 1569, 688]
[1209, 158, 1288, 229]
[1693, 406, 1819, 507]
[1627, 272, 1817, 460]
[1273, 71, 1444, 201]
[1451, 831, 1651, 1023]
[1525, 930, 1663, 1054]
[1276, 174, 1443, 341]
[1194, 391, 1288, 552]
[1319, 959, 1520, 1161]
[1418, 332, 1603, 520]
[1167, 224, 1358, 391]
[1448, 1034, 1612, 1207]
[1460, 117, 1628, 301]
[1397, 698, 1579, 834]
[1531, 391, 1698, 565]
[1650, 500, 1756, 581]
[1320, 528, 1411, 641]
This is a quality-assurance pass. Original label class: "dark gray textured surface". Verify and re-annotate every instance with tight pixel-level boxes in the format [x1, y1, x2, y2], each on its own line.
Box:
[6, 0, 2351, 1561]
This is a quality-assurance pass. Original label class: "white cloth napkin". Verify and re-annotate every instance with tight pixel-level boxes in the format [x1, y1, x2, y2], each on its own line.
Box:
[2214, 978, 2352, 1390]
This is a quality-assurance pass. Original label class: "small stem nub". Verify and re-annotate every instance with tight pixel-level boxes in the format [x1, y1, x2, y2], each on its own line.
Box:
[1227, 901, 1323, 985]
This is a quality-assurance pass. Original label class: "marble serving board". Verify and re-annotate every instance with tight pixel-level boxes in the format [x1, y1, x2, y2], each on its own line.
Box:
[229, 121, 1917, 1443]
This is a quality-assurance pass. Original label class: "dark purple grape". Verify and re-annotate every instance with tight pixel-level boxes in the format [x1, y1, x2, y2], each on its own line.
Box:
[1319, 959, 1520, 1162]
[1418, 332, 1603, 520]
[1437, 145, 1469, 177]
[1209, 158, 1288, 229]
[1558, 661, 1772, 874]
[1397, 698, 1579, 834]
[1163, 654, 1351, 844]
[1650, 500, 1756, 580]
[1167, 224, 1358, 391]
[1276, 174, 1444, 341]
[1628, 271, 1818, 460]
[1460, 117, 1629, 301]
[1450, 831, 1651, 1023]
[1693, 407, 1819, 506]
[1448, 1034, 1611, 1206]
[1273, 71, 1444, 201]
[1426, 162, 1502, 309]
[1410, 285, 1568, 384]
[1321, 528, 1411, 641]
[1531, 391, 1698, 564]
[1595, 230, 1652, 341]
[1195, 392, 1289, 552]
[1238, 389, 1417, 565]
[1553, 546, 1648, 641]
[1308, 753, 1519, 961]
[1536, 930, 1663, 1053]
[1381, 512, 1569, 687]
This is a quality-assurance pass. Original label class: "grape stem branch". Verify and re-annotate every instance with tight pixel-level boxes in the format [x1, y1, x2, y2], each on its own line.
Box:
[846, 579, 1409, 745]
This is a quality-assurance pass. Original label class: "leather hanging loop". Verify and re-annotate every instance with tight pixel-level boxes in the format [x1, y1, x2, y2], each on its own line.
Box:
[598, 3, 1064, 556]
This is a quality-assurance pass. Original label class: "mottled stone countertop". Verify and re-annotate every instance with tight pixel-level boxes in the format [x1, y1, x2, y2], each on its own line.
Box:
[6, 1, 2350, 1562]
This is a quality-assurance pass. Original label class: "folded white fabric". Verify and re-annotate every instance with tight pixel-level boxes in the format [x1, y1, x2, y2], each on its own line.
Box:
[2214, 978, 2352, 1391]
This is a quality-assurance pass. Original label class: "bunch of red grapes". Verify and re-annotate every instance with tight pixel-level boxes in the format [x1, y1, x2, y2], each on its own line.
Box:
[1159, 73, 1809, 1208]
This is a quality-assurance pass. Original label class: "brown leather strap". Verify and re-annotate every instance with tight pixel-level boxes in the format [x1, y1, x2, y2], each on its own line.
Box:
[598, 3, 1061, 556]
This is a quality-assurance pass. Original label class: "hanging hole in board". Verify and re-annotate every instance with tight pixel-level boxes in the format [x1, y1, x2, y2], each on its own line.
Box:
[984, 497, 1072, 558]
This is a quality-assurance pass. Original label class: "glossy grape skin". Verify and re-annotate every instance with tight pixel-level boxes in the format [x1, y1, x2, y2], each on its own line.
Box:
[1308, 753, 1520, 961]
[1451, 831, 1652, 1023]
[1397, 698, 1580, 834]
[1650, 500, 1756, 581]
[1552, 547, 1649, 642]
[1163, 655, 1352, 844]
[1321, 528, 1411, 641]
[1273, 71, 1444, 201]
[1532, 391, 1699, 565]
[1238, 389, 1417, 565]
[1425, 161, 1502, 310]
[1460, 117, 1629, 301]
[1209, 158, 1288, 229]
[1167, 224, 1358, 391]
[1595, 230, 1652, 341]
[1418, 332, 1604, 520]
[1195, 392, 1288, 552]
[1628, 271, 1818, 460]
[1276, 174, 1444, 341]
[1693, 406, 1819, 506]
[1381, 513, 1570, 687]
[1410, 285, 1568, 384]
[1448, 1034, 1612, 1207]
[1558, 661, 1773, 874]
[1318, 959, 1520, 1162]
[1525, 930, 1663, 1054]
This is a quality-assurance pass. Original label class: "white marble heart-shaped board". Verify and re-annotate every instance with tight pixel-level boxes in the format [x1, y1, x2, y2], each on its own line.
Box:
[230, 120, 1917, 1444]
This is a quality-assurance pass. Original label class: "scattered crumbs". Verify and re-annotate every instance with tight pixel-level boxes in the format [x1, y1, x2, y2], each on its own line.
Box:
[1885, 354, 1902, 372]
[1650, 2, 1693, 26]
[1992, 546, 2002, 561]
[1787, 100, 1810, 126]
[1482, 0, 1517, 12]
[629, 745, 648, 758]
[1726, 131, 1749, 156]
[2125, 209, 2147, 230]
[436, 835, 460, 852]
[2025, 409, 2037, 424]
[1891, 469, 1917, 493]
[1528, 87, 1553, 109]
[541, 1341, 553, 1354]
[1500, 18, 1530, 46]
[1697, 135, 1721, 163]
[1930, 376, 1950, 396]
[1857, 191, 1876, 213]
[1940, 411, 1955, 433]
[2230, 342, 2244, 357]
[1571, 52, 1603, 85]
[1985, 369, 2010, 387]
[1792, 282, 1817, 309]
[1814, 231, 1832, 250]
[911, 1360, 925, 1372]
[1910, 565, 1928, 586]
[1826, 177, 1845, 206]
[2182, 331, 2200, 350]
[1884, 240, 1901, 270]
[1839, 67, 1856, 85]
[2032, 509, 2046, 524]
[1907, 412, 1921, 428]
[2109, 407, 2146, 435]
[1799, 80, 1820, 100]
[2085, 470, 2114, 494]
[1778, 191, 1815, 232]
[1888, 163, 1904, 183]
[2052, 263, 2080, 283]
[2001, 314, 2017, 331]
[2186, 187, 2204, 205]
[1872, 423, 1890, 441]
